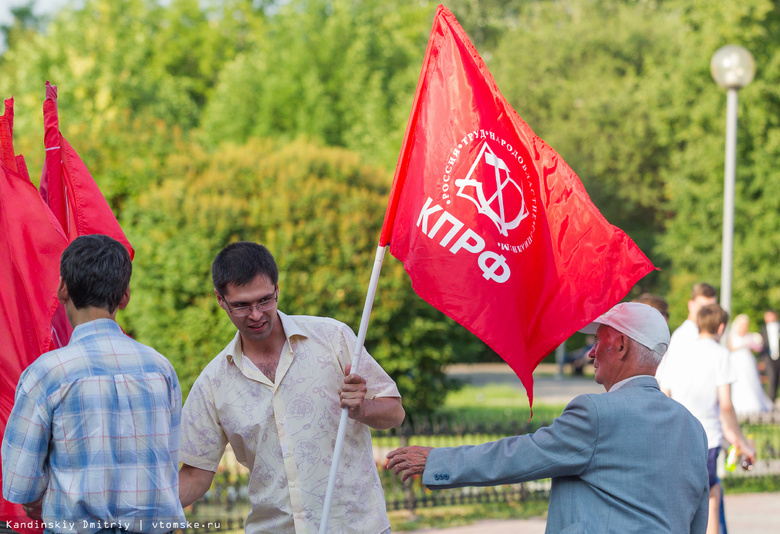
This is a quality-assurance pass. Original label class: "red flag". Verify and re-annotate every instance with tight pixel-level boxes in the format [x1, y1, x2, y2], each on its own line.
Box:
[380, 5, 654, 408]
[0, 97, 63, 533]
[39, 82, 135, 348]
[40, 82, 134, 255]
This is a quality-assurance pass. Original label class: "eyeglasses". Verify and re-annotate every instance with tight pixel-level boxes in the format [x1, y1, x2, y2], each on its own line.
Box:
[220, 290, 278, 316]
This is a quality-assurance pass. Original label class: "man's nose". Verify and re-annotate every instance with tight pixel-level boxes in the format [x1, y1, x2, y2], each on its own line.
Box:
[248, 305, 263, 319]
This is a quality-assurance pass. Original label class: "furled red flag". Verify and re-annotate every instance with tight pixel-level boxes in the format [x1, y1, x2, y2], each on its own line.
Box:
[380, 5, 654, 408]
[0, 97, 63, 533]
[39, 81, 135, 348]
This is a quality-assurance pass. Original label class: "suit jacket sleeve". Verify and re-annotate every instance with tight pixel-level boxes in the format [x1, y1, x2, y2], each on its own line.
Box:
[422, 395, 598, 488]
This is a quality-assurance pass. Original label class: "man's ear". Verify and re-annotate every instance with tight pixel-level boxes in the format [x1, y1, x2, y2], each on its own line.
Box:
[56, 277, 69, 305]
[117, 287, 131, 311]
[617, 333, 629, 359]
[717, 322, 726, 337]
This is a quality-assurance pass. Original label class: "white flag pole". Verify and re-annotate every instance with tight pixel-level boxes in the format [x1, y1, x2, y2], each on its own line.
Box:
[318, 244, 388, 533]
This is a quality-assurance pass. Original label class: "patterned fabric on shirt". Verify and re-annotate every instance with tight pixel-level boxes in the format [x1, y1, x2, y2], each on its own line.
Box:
[180, 312, 400, 534]
[1, 319, 186, 534]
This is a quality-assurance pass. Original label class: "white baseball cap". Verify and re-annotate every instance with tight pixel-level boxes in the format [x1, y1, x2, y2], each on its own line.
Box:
[580, 302, 670, 357]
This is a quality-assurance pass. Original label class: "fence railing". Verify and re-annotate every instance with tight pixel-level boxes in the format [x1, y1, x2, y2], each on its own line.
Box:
[184, 410, 780, 530]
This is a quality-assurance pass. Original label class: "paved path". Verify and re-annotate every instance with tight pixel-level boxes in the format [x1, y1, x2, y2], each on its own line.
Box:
[404, 492, 780, 533]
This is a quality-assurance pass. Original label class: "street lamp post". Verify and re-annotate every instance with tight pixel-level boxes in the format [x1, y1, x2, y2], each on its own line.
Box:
[710, 45, 755, 314]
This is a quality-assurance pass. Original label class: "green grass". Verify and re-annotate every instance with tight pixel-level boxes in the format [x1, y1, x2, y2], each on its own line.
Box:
[722, 474, 780, 494]
[388, 498, 549, 531]
[442, 384, 566, 420]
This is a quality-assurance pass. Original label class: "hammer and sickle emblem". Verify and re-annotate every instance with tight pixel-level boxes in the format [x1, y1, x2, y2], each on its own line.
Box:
[454, 141, 528, 236]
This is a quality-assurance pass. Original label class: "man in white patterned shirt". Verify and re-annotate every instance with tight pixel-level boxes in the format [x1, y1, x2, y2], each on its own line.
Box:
[178, 242, 404, 533]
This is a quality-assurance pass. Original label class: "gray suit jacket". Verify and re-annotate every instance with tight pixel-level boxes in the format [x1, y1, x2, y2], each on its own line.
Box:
[423, 377, 709, 533]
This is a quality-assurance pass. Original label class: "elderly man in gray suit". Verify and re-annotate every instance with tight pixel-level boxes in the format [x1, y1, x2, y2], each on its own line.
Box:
[387, 302, 710, 533]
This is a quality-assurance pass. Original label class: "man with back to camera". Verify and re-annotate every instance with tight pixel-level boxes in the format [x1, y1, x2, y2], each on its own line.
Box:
[655, 282, 718, 391]
[387, 302, 710, 533]
[177, 241, 404, 533]
[663, 303, 757, 534]
[1, 234, 185, 532]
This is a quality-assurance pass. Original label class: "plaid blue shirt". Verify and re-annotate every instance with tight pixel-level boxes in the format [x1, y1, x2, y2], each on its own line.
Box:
[2, 319, 185, 534]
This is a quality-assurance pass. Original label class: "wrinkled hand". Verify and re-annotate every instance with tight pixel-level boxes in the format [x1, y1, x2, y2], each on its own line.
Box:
[386, 446, 433, 482]
[22, 496, 43, 520]
[339, 364, 368, 421]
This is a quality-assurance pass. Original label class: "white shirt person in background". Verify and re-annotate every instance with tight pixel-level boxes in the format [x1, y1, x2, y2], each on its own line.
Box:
[728, 313, 773, 416]
[663, 303, 756, 534]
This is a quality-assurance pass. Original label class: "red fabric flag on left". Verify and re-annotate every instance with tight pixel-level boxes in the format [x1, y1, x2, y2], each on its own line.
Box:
[380, 5, 654, 408]
[0, 97, 65, 532]
[39, 81, 135, 348]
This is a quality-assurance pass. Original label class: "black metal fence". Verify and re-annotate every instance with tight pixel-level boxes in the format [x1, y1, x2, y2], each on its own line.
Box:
[372, 412, 553, 512]
[185, 410, 780, 530]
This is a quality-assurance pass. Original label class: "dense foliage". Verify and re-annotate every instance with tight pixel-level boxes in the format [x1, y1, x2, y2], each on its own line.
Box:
[4, 0, 780, 410]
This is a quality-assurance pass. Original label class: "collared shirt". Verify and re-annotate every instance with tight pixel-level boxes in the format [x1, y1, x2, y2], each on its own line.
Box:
[180, 312, 400, 534]
[609, 375, 654, 393]
[768, 321, 780, 360]
[1, 319, 185, 534]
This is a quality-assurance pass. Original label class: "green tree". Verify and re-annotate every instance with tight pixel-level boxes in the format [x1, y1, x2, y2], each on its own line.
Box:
[653, 0, 780, 320]
[490, 0, 690, 290]
[485, 0, 780, 325]
[200, 0, 433, 168]
[0, 0, 261, 205]
[0, 1, 42, 54]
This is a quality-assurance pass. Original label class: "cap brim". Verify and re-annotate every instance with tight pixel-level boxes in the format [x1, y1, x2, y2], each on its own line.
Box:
[579, 322, 601, 335]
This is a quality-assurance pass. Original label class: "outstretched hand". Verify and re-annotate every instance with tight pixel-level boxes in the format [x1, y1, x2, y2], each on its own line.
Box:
[386, 446, 433, 482]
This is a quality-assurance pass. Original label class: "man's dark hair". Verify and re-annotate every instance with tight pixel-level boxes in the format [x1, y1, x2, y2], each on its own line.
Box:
[691, 282, 717, 300]
[696, 303, 729, 335]
[212, 241, 279, 294]
[60, 234, 132, 313]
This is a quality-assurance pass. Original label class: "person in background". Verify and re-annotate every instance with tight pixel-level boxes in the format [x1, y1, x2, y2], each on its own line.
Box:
[728, 314, 773, 416]
[633, 292, 670, 322]
[759, 309, 780, 406]
[656, 283, 717, 390]
[663, 303, 756, 534]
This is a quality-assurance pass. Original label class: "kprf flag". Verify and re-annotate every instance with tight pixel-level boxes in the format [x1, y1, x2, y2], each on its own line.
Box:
[39, 81, 135, 348]
[380, 5, 654, 407]
[0, 97, 63, 533]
